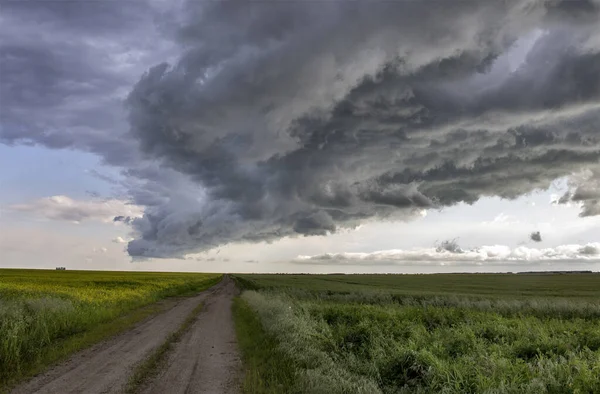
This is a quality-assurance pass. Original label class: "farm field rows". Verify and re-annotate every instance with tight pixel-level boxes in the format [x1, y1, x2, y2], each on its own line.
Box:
[0, 269, 221, 388]
[233, 273, 600, 394]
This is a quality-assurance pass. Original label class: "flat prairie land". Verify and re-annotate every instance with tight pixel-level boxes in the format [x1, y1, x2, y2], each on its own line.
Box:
[0, 269, 221, 389]
[234, 273, 600, 298]
[233, 273, 600, 394]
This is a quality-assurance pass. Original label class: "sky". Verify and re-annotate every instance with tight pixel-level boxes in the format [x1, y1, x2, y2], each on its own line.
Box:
[1, 0, 600, 273]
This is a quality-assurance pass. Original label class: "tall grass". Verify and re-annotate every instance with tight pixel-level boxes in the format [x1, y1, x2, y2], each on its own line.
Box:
[265, 288, 600, 320]
[234, 274, 600, 394]
[242, 291, 380, 393]
[233, 297, 296, 393]
[0, 269, 221, 385]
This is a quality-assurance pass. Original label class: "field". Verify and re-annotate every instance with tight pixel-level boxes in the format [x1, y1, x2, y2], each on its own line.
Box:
[0, 269, 221, 387]
[233, 274, 600, 394]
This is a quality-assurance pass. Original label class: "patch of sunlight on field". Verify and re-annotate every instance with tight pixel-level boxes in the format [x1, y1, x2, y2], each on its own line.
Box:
[0, 269, 221, 385]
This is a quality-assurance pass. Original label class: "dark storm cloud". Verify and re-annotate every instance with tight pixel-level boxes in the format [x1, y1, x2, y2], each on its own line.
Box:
[123, 0, 600, 257]
[3, 0, 600, 258]
[0, 0, 176, 166]
[555, 168, 600, 216]
[530, 231, 543, 242]
[113, 216, 133, 225]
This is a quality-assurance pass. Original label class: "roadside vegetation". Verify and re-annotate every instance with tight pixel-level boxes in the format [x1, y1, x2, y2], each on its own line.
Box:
[0, 269, 221, 388]
[233, 273, 600, 393]
[233, 297, 296, 393]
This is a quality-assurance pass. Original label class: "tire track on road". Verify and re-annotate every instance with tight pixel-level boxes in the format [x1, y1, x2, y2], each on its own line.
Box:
[141, 276, 242, 394]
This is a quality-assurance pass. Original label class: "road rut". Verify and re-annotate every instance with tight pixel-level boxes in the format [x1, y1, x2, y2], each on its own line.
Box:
[141, 276, 242, 394]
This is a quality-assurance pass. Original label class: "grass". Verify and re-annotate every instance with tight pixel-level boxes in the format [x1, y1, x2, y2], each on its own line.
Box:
[232, 273, 600, 394]
[233, 297, 296, 393]
[125, 301, 205, 394]
[0, 269, 221, 389]
[0, 301, 170, 393]
[234, 273, 600, 298]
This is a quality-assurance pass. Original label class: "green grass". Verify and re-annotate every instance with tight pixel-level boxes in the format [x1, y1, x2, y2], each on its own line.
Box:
[233, 297, 296, 393]
[0, 301, 168, 393]
[125, 301, 205, 394]
[232, 273, 600, 394]
[0, 269, 221, 389]
[234, 273, 600, 298]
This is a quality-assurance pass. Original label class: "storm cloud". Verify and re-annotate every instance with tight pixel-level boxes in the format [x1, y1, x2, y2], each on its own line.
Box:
[530, 231, 543, 242]
[0, 0, 176, 165]
[2, 0, 600, 258]
[555, 168, 600, 216]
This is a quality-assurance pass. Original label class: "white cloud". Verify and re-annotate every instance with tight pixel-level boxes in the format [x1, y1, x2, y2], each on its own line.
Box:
[9, 195, 143, 224]
[296, 243, 600, 266]
[112, 236, 130, 243]
[484, 213, 519, 225]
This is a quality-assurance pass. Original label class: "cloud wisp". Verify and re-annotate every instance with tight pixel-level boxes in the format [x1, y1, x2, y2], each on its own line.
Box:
[9, 196, 143, 224]
[2, 0, 600, 258]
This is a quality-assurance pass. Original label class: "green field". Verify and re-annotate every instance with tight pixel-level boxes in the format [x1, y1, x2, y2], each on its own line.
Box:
[0, 269, 221, 387]
[233, 273, 600, 394]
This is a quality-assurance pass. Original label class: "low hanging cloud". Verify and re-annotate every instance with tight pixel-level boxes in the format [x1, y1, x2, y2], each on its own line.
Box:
[3, 1, 600, 258]
[113, 216, 134, 224]
[530, 231, 543, 242]
[9, 196, 143, 224]
[295, 243, 600, 266]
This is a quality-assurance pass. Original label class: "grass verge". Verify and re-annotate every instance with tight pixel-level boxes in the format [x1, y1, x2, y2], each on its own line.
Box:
[232, 297, 296, 394]
[0, 301, 167, 393]
[125, 301, 205, 394]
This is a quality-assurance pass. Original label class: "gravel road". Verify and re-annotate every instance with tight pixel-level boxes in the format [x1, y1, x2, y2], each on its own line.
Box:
[141, 276, 242, 394]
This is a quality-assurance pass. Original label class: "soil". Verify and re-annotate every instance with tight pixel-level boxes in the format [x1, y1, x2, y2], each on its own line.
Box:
[141, 276, 242, 394]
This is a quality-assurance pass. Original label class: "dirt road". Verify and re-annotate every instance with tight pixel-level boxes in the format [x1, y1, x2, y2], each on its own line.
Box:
[141, 276, 242, 394]
[12, 276, 242, 394]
